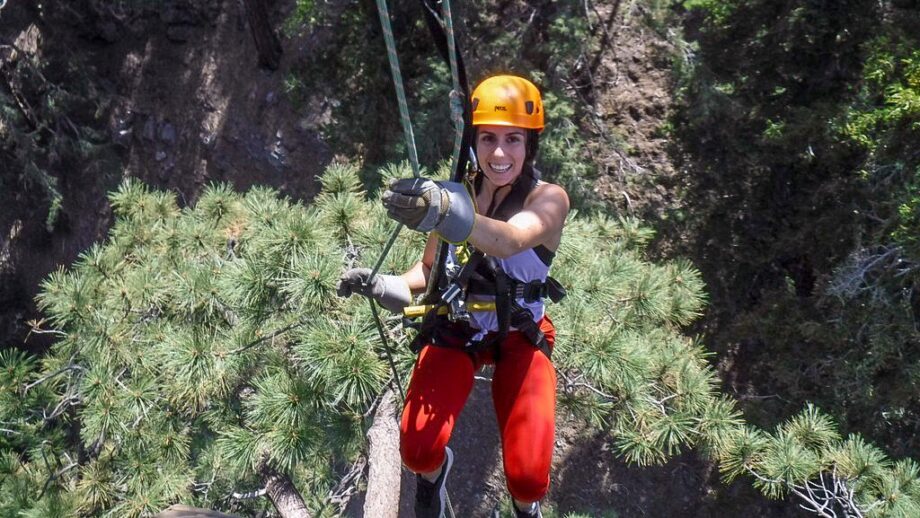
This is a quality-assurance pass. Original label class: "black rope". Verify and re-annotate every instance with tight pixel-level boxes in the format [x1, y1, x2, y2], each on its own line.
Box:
[417, 0, 471, 103]
[414, 0, 476, 305]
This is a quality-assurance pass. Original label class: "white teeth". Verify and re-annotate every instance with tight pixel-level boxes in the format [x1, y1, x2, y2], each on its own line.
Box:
[490, 163, 512, 173]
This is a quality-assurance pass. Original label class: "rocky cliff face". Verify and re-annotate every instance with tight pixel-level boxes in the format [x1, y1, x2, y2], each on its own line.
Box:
[1, 0, 331, 351]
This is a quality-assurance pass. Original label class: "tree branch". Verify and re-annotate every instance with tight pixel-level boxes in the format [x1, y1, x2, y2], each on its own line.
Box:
[38, 445, 78, 500]
[232, 487, 268, 500]
[258, 461, 313, 518]
[23, 364, 83, 394]
[557, 368, 618, 400]
[324, 456, 365, 514]
[228, 320, 309, 355]
[43, 393, 80, 423]
[744, 465, 866, 518]
[25, 318, 68, 341]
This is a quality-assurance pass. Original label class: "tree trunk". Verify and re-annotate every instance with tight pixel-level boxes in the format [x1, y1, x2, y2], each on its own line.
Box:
[258, 462, 312, 518]
[242, 0, 282, 70]
[363, 389, 402, 517]
[154, 504, 240, 517]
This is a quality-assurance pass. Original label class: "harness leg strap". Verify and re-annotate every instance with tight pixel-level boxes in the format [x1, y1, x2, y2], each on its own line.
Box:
[510, 306, 552, 359]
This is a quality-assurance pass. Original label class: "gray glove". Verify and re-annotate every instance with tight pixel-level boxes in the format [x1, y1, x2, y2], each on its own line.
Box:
[336, 268, 412, 313]
[382, 178, 475, 243]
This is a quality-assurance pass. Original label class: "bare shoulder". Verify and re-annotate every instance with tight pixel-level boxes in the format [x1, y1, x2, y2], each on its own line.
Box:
[515, 180, 569, 250]
[529, 180, 570, 212]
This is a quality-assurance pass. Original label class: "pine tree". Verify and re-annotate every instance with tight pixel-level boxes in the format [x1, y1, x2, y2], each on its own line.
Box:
[2, 161, 919, 517]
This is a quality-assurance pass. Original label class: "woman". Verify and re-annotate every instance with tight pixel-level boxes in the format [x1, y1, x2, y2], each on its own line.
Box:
[338, 75, 569, 518]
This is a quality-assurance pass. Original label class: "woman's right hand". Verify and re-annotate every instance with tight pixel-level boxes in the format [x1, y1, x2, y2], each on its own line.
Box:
[336, 268, 412, 313]
[382, 178, 475, 243]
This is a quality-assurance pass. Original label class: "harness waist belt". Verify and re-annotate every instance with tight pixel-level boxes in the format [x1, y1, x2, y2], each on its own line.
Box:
[467, 276, 567, 304]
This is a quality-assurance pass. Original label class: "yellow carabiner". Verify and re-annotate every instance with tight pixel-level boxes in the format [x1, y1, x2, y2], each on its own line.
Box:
[402, 301, 496, 318]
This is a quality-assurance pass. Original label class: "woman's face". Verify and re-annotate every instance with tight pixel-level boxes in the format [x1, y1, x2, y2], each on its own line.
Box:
[475, 125, 527, 188]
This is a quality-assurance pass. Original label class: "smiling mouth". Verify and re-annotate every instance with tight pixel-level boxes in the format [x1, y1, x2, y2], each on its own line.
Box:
[489, 163, 513, 173]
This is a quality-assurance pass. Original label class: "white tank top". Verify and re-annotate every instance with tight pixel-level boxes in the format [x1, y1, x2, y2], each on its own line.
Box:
[445, 244, 551, 341]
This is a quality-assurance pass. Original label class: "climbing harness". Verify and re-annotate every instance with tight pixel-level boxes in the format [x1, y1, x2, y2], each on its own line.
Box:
[403, 300, 496, 318]
[406, 168, 567, 362]
[368, 0, 567, 400]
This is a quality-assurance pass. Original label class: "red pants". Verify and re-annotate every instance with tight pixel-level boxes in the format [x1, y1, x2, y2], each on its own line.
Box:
[399, 316, 556, 503]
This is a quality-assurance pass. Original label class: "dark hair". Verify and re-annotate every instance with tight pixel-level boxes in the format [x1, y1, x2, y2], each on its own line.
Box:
[525, 129, 540, 165]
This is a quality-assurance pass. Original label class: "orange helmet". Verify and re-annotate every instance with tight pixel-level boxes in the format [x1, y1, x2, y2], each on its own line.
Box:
[470, 75, 544, 131]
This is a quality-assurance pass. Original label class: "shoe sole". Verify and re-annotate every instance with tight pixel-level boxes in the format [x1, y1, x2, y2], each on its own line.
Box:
[439, 447, 454, 518]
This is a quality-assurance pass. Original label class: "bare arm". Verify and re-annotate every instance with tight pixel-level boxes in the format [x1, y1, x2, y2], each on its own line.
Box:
[400, 233, 439, 293]
[467, 183, 569, 258]
[398, 182, 568, 290]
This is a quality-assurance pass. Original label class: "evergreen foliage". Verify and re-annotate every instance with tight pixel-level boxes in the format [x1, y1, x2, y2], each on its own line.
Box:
[3, 161, 920, 515]
[2, 162, 423, 517]
[672, 0, 920, 463]
[1, 0, 918, 515]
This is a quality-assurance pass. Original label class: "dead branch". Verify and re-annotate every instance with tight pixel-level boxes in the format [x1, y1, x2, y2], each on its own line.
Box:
[43, 393, 81, 423]
[557, 368, 618, 401]
[23, 363, 83, 394]
[228, 320, 309, 355]
[745, 466, 867, 518]
[324, 456, 365, 513]
[232, 487, 268, 500]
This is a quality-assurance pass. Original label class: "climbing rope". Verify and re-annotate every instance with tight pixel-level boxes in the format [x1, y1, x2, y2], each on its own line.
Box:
[413, 0, 476, 307]
[367, 0, 467, 416]
[367, 0, 421, 285]
[365, 3, 461, 514]
[419, 0, 474, 305]
[367, 0, 468, 286]
[365, 0, 423, 406]
[367, 0, 468, 292]
[369, 300, 405, 399]
[366, 0, 426, 405]
[373, 0, 421, 179]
